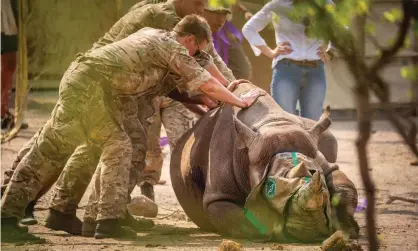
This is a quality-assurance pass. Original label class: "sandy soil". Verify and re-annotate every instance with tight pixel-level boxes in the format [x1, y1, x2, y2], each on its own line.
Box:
[1, 108, 418, 251]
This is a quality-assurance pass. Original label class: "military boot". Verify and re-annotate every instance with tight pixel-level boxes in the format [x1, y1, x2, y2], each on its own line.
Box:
[82, 213, 154, 237]
[44, 209, 82, 235]
[140, 183, 155, 201]
[1, 217, 45, 243]
[120, 212, 155, 231]
[20, 201, 38, 225]
[94, 219, 137, 239]
[81, 218, 97, 237]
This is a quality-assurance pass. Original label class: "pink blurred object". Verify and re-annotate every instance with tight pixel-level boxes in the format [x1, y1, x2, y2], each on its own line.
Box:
[356, 198, 367, 212]
[160, 136, 168, 147]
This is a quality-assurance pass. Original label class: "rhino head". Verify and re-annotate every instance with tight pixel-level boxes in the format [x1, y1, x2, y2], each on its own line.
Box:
[236, 110, 333, 241]
[285, 170, 332, 242]
[234, 107, 331, 187]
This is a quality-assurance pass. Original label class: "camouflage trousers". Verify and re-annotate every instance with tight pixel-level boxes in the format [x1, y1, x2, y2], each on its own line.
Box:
[82, 94, 156, 221]
[0, 127, 101, 215]
[0, 95, 154, 217]
[1, 62, 131, 221]
[141, 96, 197, 185]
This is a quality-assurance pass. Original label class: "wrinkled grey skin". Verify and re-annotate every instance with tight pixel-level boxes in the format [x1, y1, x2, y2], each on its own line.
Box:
[170, 83, 359, 241]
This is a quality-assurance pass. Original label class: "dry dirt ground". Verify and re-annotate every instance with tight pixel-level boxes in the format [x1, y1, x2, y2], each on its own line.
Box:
[1, 107, 418, 251]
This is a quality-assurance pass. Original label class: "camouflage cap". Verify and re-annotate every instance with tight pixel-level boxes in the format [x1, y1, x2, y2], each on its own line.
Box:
[204, 2, 231, 15]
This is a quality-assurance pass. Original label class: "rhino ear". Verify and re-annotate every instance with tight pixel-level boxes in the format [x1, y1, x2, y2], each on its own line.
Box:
[234, 116, 257, 149]
[308, 106, 331, 138]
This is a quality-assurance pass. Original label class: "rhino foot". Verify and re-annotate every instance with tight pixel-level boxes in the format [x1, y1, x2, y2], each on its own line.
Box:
[342, 216, 360, 239]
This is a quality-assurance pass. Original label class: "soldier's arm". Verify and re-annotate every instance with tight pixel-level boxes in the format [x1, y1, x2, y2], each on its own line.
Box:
[167, 47, 258, 109]
[205, 42, 237, 83]
[194, 51, 229, 86]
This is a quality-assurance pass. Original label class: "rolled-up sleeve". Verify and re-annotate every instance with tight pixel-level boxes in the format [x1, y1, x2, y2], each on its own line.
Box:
[242, 1, 278, 56]
[193, 50, 214, 69]
[168, 48, 212, 93]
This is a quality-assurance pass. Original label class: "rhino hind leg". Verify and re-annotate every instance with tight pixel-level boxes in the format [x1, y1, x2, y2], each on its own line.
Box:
[300, 117, 338, 163]
[318, 130, 338, 163]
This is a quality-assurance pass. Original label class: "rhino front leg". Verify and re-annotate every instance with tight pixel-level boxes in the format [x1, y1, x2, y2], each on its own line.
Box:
[206, 201, 263, 239]
[327, 170, 360, 239]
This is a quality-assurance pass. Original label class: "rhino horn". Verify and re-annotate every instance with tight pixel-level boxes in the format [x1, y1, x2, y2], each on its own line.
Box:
[287, 161, 312, 178]
[308, 171, 322, 193]
[298, 171, 324, 210]
[308, 106, 331, 138]
[234, 116, 257, 148]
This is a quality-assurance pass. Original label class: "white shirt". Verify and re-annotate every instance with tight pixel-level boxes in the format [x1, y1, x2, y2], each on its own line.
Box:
[242, 0, 332, 68]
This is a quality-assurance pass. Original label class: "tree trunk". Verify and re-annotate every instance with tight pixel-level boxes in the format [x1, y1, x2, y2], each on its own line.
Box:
[352, 13, 379, 251]
[412, 25, 418, 117]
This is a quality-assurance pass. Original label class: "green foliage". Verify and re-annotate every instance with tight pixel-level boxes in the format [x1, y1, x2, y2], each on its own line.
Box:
[383, 8, 403, 23]
[331, 194, 341, 207]
[208, 0, 236, 8]
[401, 66, 418, 81]
[287, 0, 365, 50]
[365, 23, 376, 35]
[414, 20, 418, 34]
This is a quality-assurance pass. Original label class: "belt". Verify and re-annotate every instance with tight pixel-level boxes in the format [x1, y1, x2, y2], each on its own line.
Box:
[284, 58, 321, 68]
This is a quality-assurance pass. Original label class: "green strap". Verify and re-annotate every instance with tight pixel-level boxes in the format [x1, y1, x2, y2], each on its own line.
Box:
[291, 152, 298, 166]
[244, 208, 268, 235]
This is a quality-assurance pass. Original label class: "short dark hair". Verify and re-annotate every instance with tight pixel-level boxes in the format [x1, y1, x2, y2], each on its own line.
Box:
[173, 14, 212, 45]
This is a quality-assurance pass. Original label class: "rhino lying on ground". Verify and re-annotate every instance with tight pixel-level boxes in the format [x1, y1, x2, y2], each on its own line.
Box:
[170, 83, 359, 242]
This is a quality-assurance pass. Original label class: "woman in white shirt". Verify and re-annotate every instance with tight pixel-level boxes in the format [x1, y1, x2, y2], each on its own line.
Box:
[242, 0, 333, 120]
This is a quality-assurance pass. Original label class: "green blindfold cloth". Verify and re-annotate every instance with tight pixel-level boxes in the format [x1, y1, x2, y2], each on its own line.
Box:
[243, 152, 333, 242]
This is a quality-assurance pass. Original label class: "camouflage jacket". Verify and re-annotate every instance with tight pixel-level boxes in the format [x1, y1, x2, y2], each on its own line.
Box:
[89, 0, 235, 82]
[82, 28, 212, 96]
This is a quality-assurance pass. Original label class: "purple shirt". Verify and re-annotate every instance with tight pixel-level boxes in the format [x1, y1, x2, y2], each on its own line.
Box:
[212, 21, 243, 64]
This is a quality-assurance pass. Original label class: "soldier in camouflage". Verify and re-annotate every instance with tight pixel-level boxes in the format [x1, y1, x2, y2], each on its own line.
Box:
[1, 15, 264, 240]
[1, 0, 246, 237]
[136, 2, 242, 201]
[1, 0, 233, 231]
[48, 0, 236, 236]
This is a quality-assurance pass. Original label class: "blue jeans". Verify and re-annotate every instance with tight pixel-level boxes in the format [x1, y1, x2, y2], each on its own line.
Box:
[270, 59, 327, 121]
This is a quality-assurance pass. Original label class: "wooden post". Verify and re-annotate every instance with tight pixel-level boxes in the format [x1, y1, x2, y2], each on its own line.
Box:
[14, 0, 29, 119]
[2, 0, 29, 143]
[412, 25, 418, 116]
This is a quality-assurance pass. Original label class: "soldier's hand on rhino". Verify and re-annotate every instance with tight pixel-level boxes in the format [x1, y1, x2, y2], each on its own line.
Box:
[199, 95, 219, 109]
[272, 42, 293, 58]
[240, 88, 266, 108]
[227, 79, 251, 92]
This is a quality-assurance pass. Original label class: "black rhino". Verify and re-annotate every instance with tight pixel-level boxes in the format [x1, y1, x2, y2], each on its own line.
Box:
[170, 83, 359, 242]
